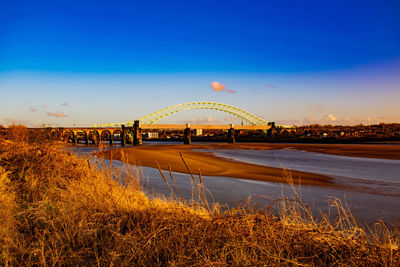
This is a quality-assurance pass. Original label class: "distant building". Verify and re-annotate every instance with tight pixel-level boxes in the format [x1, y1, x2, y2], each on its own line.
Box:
[144, 132, 159, 139]
[195, 129, 202, 136]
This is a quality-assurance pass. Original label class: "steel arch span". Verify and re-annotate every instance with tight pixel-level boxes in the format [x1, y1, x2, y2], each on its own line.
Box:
[94, 102, 271, 127]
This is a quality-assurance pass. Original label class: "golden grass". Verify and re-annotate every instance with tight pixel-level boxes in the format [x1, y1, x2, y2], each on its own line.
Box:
[0, 141, 399, 266]
[5, 125, 28, 143]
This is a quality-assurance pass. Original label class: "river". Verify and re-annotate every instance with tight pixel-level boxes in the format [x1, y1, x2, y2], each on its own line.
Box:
[72, 144, 400, 225]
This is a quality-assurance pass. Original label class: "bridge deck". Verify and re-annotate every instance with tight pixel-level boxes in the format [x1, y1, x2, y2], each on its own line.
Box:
[32, 125, 273, 131]
[140, 124, 272, 130]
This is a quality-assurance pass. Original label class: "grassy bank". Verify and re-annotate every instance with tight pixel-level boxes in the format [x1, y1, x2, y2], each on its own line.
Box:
[0, 141, 399, 266]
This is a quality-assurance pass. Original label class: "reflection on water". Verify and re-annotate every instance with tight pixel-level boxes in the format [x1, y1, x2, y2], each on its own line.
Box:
[203, 149, 400, 198]
[71, 145, 400, 225]
[205, 149, 400, 183]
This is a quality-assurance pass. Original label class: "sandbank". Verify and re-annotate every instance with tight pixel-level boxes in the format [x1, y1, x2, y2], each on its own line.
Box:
[94, 143, 400, 196]
[98, 145, 338, 188]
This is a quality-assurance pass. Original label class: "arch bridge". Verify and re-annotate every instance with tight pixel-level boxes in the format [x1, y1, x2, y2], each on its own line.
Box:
[93, 102, 275, 127]
[45, 102, 293, 145]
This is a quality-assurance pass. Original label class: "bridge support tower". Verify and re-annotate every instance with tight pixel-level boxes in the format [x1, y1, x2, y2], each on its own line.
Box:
[121, 125, 126, 146]
[184, 124, 191, 145]
[108, 131, 113, 145]
[58, 127, 64, 141]
[93, 134, 100, 146]
[133, 120, 142, 145]
[83, 131, 89, 145]
[228, 124, 235, 144]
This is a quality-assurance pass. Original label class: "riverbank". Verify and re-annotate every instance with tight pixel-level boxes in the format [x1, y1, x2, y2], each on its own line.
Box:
[1, 142, 399, 265]
[97, 142, 400, 186]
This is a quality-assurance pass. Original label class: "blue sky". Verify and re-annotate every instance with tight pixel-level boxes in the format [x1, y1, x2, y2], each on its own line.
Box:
[1, 0, 399, 126]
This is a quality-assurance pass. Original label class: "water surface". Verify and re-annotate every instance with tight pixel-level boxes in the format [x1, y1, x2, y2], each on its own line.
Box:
[71, 145, 400, 225]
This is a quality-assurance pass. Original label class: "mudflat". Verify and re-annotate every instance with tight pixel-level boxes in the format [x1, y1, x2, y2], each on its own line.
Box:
[96, 142, 400, 190]
[98, 144, 340, 187]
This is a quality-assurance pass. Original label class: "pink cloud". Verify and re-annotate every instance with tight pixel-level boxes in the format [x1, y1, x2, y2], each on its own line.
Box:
[46, 112, 68, 118]
[30, 107, 37, 112]
[323, 114, 337, 123]
[210, 81, 235, 93]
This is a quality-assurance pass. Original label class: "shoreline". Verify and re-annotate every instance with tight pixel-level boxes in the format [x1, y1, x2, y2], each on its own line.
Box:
[96, 143, 400, 194]
[2, 142, 398, 265]
[96, 144, 360, 189]
[97, 144, 339, 188]
[182, 143, 400, 160]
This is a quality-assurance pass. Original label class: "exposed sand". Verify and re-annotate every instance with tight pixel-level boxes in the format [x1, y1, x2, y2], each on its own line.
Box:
[94, 142, 400, 196]
[98, 144, 341, 188]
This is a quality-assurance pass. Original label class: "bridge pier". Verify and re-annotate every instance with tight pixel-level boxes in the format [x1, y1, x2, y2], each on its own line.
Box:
[84, 135, 89, 145]
[184, 124, 191, 145]
[126, 128, 134, 145]
[121, 125, 126, 146]
[109, 134, 113, 145]
[266, 122, 275, 138]
[93, 134, 99, 146]
[228, 124, 235, 144]
[58, 127, 64, 141]
[133, 120, 142, 145]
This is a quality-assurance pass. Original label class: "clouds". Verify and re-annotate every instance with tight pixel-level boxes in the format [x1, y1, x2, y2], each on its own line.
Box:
[210, 81, 235, 93]
[46, 112, 68, 118]
[323, 114, 337, 123]
[27, 103, 70, 119]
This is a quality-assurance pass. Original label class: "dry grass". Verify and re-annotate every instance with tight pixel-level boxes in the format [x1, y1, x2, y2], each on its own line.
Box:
[0, 141, 399, 266]
[5, 125, 28, 143]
